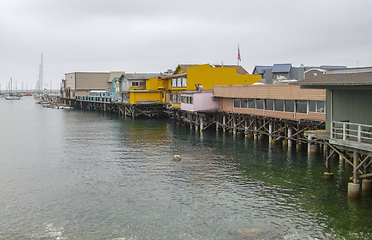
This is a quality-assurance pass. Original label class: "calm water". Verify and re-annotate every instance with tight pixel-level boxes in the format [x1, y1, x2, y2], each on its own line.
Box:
[1, 97, 372, 240]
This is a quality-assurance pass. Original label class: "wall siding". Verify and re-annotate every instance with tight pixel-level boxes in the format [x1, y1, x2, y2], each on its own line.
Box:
[214, 85, 326, 101]
[76, 73, 110, 90]
[333, 89, 372, 125]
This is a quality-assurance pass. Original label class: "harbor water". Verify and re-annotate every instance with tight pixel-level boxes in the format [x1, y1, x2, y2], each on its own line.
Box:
[1, 97, 372, 240]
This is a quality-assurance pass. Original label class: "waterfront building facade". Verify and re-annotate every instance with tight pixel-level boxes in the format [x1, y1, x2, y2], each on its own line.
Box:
[180, 89, 218, 112]
[161, 64, 261, 108]
[116, 73, 163, 104]
[63, 72, 124, 99]
[214, 84, 326, 121]
[299, 71, 372, 197]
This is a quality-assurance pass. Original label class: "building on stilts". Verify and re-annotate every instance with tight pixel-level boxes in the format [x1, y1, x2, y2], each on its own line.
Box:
[298, 68, 372, 198]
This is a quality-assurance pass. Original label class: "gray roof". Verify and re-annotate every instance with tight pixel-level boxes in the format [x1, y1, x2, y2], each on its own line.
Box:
[272, 63, 292, 73]
[320, 65, 347, 70]
[253, 66, 273, 75]
[297, 72, 372, 87]
[123, 73, 160, 80]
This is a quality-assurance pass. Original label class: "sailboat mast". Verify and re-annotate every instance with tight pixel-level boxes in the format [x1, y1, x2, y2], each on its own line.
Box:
[39, 53, 43, 92]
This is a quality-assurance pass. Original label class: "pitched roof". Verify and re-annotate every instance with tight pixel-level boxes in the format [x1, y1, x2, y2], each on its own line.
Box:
[122, 73, 161, 80]
[297, 72, 372, 87]
[176, 64, 198, 74]
[108, 71, 125, 82]
[272, 63, 292, 73]
[253, 66, 273, 75]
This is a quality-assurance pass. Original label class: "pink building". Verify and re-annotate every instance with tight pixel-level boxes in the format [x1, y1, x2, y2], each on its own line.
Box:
[181, 90, 218, 112]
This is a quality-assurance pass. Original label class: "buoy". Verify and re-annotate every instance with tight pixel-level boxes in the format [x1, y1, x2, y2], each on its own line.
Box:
[171, 155, 182, 162]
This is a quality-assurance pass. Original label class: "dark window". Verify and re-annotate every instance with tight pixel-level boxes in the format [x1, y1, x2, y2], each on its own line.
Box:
[309, 100, 316, 112]
[234, 99, 241, 108]
[242, 99, 248, 108]
[296, 100, 307, 113]
[265, 99, 274, 110]
[285, 100, 294, 112]
[274, 99, 284, 111]
[256, 99, 264, 109]
[248, 98, 255, 108]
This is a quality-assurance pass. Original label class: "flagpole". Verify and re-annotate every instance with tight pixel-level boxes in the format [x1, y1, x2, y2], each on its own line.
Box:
[237, 44, 241, 66]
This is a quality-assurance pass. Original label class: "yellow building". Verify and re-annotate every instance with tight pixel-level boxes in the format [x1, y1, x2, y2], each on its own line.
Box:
[117, 73, 164, 104]
[160, 64, 261, 108]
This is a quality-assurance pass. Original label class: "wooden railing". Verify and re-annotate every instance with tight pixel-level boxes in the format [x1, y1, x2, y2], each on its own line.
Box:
[331, 121, 372, 144]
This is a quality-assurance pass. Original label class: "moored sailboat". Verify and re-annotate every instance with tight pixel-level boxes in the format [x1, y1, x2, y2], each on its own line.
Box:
[5, 78, 22, 100]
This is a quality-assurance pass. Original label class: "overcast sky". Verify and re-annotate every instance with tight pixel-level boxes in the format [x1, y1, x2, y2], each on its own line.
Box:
[1, 0, 372, 91]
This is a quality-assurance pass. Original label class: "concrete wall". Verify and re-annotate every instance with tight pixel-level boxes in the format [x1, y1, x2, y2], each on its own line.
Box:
[65, 73, 76, 90]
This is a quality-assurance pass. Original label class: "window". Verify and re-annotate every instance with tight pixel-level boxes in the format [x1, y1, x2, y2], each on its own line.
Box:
[256, 99, 264, 109]
[172, 79, 177, 87]
[177, 78, 182, 87]
[182, 78, 187, 87]
[309, 100, 325, 113]
[274, 99, 284, 111]
[248, 98, 255, 108]
[181, 96, 193, 104]
[317, 101, 325, 113]
[172, 94, 181, 103]
[132, 82, 139, 87]
[234, 99, 241, 108]
[309, 100, 316, 112]
[242, 99, 248, 108]
[265, 99, 274, 110]
[296, 100, 307, 113]
[285, 100, 294, 112]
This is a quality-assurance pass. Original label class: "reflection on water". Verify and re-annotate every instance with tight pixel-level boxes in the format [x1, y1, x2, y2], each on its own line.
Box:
[0, 98, 372, 239]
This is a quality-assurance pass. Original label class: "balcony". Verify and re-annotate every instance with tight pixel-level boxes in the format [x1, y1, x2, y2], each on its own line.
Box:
[330, 121, 372, 152]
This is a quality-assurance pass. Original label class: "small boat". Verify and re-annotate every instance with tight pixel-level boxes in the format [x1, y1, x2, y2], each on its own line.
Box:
[5, 94, 21, 100]
[35, 99, 50, 104]
[5, 78, 22, 100]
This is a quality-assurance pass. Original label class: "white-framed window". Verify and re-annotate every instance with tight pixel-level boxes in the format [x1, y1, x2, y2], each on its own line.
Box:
[309, 100, 325, 113]
[177, 78, 182, 87]
[132, 82, 139, 87]
[172, 94, 181, 103]
[182, 77, 187, 87]
[296, 100, 308, 113]
[172, 79, 177, 87]
[234, 99, 241, 108]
